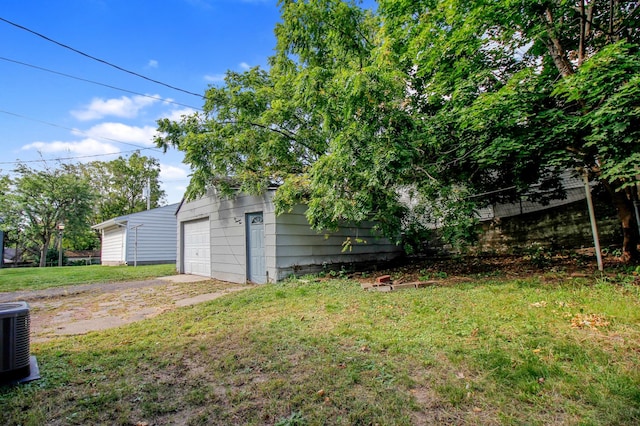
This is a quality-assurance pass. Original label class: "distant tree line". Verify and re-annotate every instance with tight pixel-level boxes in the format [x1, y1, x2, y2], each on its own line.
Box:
[0, 152, 165, 267]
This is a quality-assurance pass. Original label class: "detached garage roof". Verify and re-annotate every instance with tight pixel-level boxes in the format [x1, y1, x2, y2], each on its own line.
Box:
[92, 203, 181, 230]
[92, 217, 128, 231]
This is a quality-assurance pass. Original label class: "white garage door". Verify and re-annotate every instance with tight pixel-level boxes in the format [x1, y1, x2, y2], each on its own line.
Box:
[182, 219, 211, 276]
[102, 226, 126, 264]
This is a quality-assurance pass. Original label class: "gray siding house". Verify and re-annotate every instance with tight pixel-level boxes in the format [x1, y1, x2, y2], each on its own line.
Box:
[176, 190, 402, 283]
[93, 203, 179, 266]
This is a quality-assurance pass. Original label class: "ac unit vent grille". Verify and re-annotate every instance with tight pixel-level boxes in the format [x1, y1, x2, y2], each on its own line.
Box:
[0, 302, 31, 382]
[13, 316, 31, 366]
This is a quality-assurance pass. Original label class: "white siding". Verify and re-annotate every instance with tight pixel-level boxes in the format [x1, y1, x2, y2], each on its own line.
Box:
[274, 205, 402, 281]
[95, 203, 179, 266]
[101, 226, 126, 265]
[177, 191, 276, 283]
[177, 190, 402, 283]
[123, 204, 179, 265]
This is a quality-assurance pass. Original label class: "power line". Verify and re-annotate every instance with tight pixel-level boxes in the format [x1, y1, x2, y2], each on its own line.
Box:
[0, 148, 151, 165]
[0, 16, 205, 99]
[0, 109, 163, 152]
[0, 56, 203, 111]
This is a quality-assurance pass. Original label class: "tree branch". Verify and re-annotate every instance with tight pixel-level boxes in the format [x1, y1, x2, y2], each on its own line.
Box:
[542, 7, 575, 77]
[221, 120, 324, 156]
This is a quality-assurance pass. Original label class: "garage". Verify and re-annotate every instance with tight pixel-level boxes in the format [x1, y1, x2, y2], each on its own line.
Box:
[176, 191, 403, 283]
[93, 204, 179, 266]
[182, 218, 211, 276]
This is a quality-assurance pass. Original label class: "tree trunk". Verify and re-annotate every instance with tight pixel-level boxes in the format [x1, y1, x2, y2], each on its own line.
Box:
[39, 245, 47, 267]
[604, 183, 639, 262]
[38, 232, 51, 267]
[542, 8, 575, 77]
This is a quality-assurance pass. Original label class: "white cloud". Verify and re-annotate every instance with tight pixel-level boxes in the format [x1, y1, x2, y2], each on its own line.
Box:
[204, 74, 225, 83]
[148, 59, 159, 68]
[161, 108, 197, 122]
[160, 163, 191, 203]
[160, 163, 189, 181]
[239, 62, 251, 70]
[164, 183, 188, 204]
[71, 95, 160, 121]
[21, 139, 121, 159]
[78, 122, 158, 146]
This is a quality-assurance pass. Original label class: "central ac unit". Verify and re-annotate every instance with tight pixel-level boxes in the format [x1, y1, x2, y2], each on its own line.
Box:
[0, 302, 31, 384]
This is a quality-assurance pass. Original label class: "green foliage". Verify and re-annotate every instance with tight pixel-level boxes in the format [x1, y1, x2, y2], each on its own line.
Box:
[2, 154, 163, 258]
[6, 163, 95, 267]
[40, 247, 67, 267]
[553, 42, 640, 190]
[378, 0, 640, 255]
[524, 242, 553, 269]
[156, 0, 418, 246]
[155, 0, 640, 253]
[80, 151, 166, 224]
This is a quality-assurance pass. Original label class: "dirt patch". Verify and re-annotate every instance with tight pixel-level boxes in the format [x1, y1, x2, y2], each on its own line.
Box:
[349, 250, 636, 285]
[0, 275, 250, 342]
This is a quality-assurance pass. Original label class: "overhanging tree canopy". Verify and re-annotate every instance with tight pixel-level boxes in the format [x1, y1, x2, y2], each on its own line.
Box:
[156, 0, 640, 257]
[379, 0, 640, 257]
[156, 0, 419, 242]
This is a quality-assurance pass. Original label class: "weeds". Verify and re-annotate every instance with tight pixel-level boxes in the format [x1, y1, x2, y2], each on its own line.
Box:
[524, 243, 553, 268]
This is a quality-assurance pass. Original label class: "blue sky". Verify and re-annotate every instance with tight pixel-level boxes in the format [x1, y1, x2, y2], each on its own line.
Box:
[0, 0, 281, 204]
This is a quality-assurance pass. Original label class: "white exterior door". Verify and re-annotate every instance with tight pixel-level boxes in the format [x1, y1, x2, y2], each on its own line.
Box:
[246, 212, 266, 283]
[182, 218, 211, 276]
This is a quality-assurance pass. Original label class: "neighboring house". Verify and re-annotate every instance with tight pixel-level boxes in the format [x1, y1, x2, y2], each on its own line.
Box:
[404, 170, 622, 253]
[475, 171, 587, 221]
[176, 190, 402, 283]
[93, 203, 179, 266]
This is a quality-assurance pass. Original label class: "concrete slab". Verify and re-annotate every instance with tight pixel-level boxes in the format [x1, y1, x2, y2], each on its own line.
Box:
[175, 287, 247, 307]
[157, 274, 211, 283]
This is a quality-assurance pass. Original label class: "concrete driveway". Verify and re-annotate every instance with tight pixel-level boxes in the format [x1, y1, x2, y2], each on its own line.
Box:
[0, 275, 249, 343]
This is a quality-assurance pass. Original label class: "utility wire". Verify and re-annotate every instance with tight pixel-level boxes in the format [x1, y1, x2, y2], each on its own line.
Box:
[0, 16, 205, 99]
[0, 109, 163, 152]
[0, 56, 203, 111]
[0, 148, 151, 165]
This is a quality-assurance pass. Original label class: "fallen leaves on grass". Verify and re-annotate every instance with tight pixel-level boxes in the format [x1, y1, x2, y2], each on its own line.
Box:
[570, 313, 611, 330]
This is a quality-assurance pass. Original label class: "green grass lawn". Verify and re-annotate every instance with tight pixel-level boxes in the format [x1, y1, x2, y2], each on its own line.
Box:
[0, 264, 177, 293]
[1, 272, 639, 425]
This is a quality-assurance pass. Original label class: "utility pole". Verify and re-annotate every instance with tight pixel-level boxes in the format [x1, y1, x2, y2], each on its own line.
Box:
[146, 177, 151, 210]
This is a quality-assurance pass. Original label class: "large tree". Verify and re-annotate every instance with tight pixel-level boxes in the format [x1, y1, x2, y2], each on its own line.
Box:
[156, 0, 640, 257]
[379, 0, 640, 258]
[9, 164, 95, 267]
[157, 0, 418, 242]
[81, 151, 166, 224]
